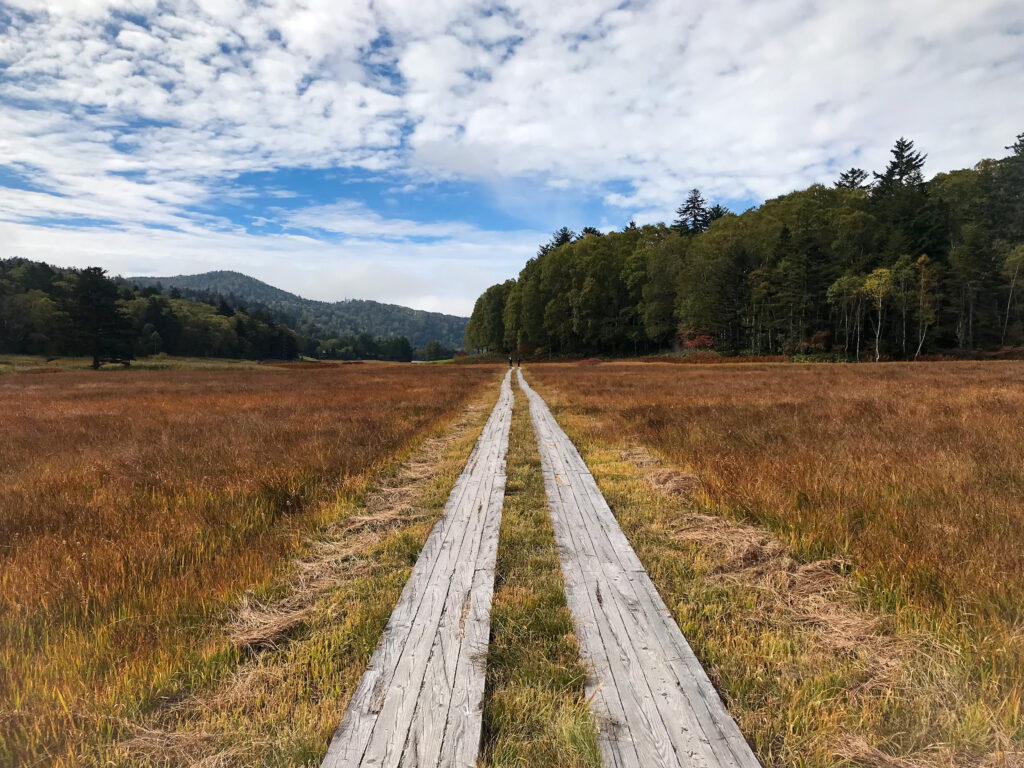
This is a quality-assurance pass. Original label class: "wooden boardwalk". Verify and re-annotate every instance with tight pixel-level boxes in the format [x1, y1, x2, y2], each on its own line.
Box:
[517, 370, 762, 768]
[320, 370, 513, 768]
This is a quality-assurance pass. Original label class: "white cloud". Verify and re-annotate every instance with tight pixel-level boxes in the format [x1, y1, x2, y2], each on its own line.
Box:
[283, 200, 478, 239]
[1, 0, 1023, 309]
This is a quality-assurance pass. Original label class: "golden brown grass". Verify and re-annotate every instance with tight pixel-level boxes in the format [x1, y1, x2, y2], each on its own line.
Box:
[527, 361, 1024, 767]
[0, 364, 501, 767]
[102, 381, 500, 768]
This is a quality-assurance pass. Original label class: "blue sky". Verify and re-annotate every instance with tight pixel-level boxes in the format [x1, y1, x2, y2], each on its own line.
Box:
[1, 0, 1023, 314]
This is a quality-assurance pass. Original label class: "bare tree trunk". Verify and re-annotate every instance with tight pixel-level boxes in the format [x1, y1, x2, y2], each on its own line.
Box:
[873, 307, 882, 362]
[968, 297, 975, 349]
[957, 289, 966, 349]
[901, 306, 907, 358]
[855, 301, 862, 361]
[1003, 263, 1020, 346]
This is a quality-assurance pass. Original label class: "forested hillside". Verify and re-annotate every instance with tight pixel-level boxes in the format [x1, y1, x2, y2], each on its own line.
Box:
[0, 260, 449, 365]
[127, 271, 467, 349]
[466, 136, 1024, 359]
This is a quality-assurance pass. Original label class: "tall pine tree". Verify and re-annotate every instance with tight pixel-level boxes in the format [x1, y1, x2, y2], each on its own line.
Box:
[674, 188, 710, 234]
[66, 267, 134, 369]
[835, 167, 870, 190]
[873, 137, 927, 194]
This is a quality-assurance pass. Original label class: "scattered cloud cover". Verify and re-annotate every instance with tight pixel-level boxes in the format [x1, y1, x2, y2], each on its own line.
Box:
[1, 0, 1022, 313]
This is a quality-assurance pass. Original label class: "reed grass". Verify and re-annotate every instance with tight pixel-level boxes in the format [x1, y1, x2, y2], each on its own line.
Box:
[0, 364, 500, 766]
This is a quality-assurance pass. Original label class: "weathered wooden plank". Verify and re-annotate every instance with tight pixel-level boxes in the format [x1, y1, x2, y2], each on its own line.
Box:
[562, 427, 759, 768]
[573, 462, 756, 768]
[540, 421, 678, 767]
[518, 370, 762, 768]
[528, 389, 642, 767]
[532, 392, 677, 767]
[437, 475, 506, 766]
[401, 391, 511, 768]
[533, 392, 711, 768]
[322, 427, 486, 765]
[568, 473, 727, 768]
[321, 371, 512, 768]
[543, 427, 726, 768]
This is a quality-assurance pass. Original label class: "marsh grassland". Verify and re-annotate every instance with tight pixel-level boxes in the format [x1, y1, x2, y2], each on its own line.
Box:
[0, 363, 500, 766]
[5, 358, 1021, 768]
[528, 361, 1024, 767]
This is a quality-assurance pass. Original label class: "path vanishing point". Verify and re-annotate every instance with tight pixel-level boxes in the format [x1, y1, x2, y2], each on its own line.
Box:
[320, 369, 762, 768]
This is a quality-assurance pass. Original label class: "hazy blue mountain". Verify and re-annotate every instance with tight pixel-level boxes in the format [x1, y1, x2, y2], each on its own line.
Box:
[127, 271, 467, 348]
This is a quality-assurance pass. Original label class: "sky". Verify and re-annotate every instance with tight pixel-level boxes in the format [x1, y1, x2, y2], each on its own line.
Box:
[1, 1, 1023, 315]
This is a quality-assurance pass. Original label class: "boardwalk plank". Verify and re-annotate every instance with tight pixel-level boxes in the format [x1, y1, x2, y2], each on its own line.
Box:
[321, 371, 512, 768]
[518, 370, 762, 768]
[547, 440, 679, 767]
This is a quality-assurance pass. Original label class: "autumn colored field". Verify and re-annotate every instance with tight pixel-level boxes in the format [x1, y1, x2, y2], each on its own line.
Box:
[528, 361, 1024, 766]
[0, 363, 500, 766]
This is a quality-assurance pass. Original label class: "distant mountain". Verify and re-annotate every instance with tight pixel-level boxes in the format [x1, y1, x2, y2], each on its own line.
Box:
[126, 271, 468, 349]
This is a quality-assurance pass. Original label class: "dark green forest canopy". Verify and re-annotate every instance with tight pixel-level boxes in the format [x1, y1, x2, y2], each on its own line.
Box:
[126, 271, 467, 349]
[0, 261, 448, 364]
[466, 136, 1024, 360]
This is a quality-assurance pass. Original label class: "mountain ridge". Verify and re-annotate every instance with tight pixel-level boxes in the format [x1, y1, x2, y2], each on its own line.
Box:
[126, 270, 468, 349]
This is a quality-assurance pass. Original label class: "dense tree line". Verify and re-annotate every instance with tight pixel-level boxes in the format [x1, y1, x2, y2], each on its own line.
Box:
[0, 259, 424, 365]
[466, 136, 1024, 359]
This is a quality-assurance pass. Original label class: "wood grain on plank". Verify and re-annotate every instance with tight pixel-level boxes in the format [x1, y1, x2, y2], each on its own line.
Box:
[517, 369, 762, 768]
[321, 370, 513, 768]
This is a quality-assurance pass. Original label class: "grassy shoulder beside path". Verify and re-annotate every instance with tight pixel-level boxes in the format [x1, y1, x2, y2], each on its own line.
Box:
[480, 377, 601, 768]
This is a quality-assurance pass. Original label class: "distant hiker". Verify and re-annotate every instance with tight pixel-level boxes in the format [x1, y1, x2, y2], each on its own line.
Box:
[516, 356, 521, 367]
[508, 355, 513, 368]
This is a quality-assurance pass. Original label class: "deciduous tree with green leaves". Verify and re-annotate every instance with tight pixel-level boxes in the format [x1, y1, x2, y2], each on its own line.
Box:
[864, 268, 894, 361]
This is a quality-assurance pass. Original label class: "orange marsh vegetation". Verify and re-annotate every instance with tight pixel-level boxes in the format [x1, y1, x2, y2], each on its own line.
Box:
[529, 361, 1024, 622]
[528, 360, 1024, 759]
[0, 363, 499, 765]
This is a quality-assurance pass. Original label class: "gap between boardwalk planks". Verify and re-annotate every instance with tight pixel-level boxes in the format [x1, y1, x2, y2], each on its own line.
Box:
[320, 370, 513, 768]
[517, 369, 763, 768]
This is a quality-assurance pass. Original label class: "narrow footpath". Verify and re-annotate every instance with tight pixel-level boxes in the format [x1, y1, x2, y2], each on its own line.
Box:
[320, 370, 512, 768]
[518, 369, 761, 768]
[321, 368, 760, 768]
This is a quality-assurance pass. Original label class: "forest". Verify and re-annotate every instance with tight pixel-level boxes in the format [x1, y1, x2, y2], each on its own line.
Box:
[0, 259, 449, 365]
[126, 271, 468, 350]
[466, 135, 1024, 359]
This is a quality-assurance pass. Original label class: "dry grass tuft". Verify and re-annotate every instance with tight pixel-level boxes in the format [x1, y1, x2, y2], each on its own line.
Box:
[648, 468, 702, 498]
[224, 413, 481, 655]
[619, 446, 663, 467]
[228, 597, 316, 652]
[113, 724, 259, 768]
[658, 503, 928, 700]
